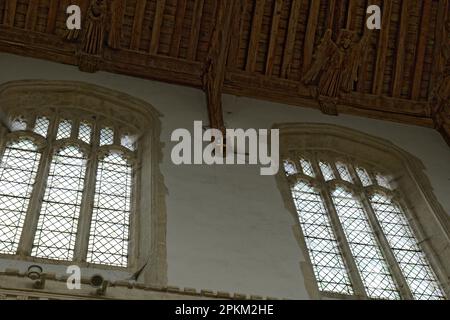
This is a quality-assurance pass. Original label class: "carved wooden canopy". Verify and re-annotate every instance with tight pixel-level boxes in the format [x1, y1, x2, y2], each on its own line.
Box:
[0, 0, 449, 144]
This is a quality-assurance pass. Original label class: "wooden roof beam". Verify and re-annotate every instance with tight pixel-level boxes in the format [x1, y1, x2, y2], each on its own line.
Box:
[170, 0, 188, 57]
[302, 0, 321, 73]
[46, 0, 60, 34]
[150, 0, 166, 55]
[265, 0, 283, 76]
[411, 0, 432, 100]
[25, 0, 39, 31]
[346, 0, 357, 30]
[392, 0, 409, 97]
[130, 0, 147, 51]
[280, 0, 302, 79]
[429, 0, 449, 101]
[246, 0, 266, 72]
[187, 0, 205, 60]
[372, 0, 393, 95]
[326, 0, 336, 29]
[228, 0, 248, 68]
[3, 0, 17, 26]
[203, 0, 240, 130]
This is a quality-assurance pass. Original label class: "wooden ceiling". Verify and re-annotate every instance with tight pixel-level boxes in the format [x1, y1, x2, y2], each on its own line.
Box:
[0, 0, 449, 144]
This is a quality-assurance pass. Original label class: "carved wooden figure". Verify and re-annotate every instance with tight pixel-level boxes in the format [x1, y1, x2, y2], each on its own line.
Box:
[302, 29, 370, 115]
[82, 0, 108, 55]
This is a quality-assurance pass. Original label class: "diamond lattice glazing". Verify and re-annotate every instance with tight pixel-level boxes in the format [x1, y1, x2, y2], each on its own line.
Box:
[31, 146, 86, 261]
[292, 181, 353, 294]
[87, 153, 132, 267]
[370, 193, 445, 300]
[0, 140, 41, 254]
[332, 187, 400, 299]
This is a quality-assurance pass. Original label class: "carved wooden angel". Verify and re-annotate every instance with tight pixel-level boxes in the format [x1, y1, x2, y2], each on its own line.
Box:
[302, 29, 370, 98]
[65, 0, 124, 52]
[81, 0, 108, 55]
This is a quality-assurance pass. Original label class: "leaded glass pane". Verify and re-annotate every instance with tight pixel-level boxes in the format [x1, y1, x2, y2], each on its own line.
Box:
[375, 174, 391, 190]
[121, 134, 135, 151]
[300, 158, 315, 177]
[283, 160, 297, 176]
[331, 187, 400, 299]
[319, 162, 335, 181]
[100, 127, 114, 146]
[356, 167, 372, 187]
[31, 146, 86, 261]
[291, 181, 353, 295]
[87, 153, 132, 267]
[11, 118, 27, 131]
[56, 119, 72, 140]
[33, 117, 50, 137]
[336, 162, 353, 183]
[78, 122, 92, 144]
[0, 140, 40, 254]
[370, 194, 445, 300]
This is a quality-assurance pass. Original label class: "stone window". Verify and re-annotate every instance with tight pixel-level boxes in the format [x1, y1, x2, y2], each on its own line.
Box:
[0, 81, 167, 286]
[277, 123, 450, 300]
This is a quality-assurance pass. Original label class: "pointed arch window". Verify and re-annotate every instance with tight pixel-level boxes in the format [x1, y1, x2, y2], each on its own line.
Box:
[0, 113, 137, 268]
[279, 123, 450, 300]
[283, 154, 447, 300]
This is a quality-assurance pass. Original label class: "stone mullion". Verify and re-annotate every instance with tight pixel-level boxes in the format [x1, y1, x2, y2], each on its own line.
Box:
[0, 121, 9, 160]
[73, 122, 100, 262]
[346, 162, 414, 299]
[17, 114, 58, 256]
[127, 144, 141, 270]
[310, 156, 367, 298]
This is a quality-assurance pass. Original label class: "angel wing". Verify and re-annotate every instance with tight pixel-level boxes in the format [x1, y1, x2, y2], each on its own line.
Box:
[340, 32, 371, 93]
[302, 29, 338, 85]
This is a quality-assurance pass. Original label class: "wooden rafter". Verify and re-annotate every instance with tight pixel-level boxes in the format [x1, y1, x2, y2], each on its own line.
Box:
[411, 0, 432, 100]
[280, 0, 301, 79]
[303, 0, 321, 73]
[246, 0, 266, 72]
[372, 0, 393, 95]
[203, 0, 240, 130]
[346, 0, 357, 30]
[3, 0, 17, 26]
[187, 0, 205, 60]
[265, 0, 282, 76]
[326, 0, 336, 29]
[429, 0, 449, 101]
[170, 0, 188, 57]
[392, 0, 409, 97]
[228, 0, 248, 68]
[150, 0, 166, 55]
[130, 0, 147, 50]
[46, 0, 60, 34]
[357, 0, 377, 93]
[25, 0, 39, 31]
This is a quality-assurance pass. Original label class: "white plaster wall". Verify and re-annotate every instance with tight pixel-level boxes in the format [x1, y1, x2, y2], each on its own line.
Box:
[0, 53, 449, 299]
